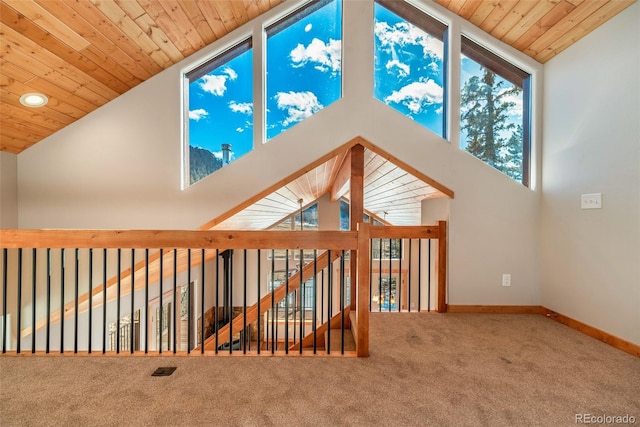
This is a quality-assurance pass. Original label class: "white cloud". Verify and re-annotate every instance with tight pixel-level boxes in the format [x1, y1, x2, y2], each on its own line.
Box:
[384, 78, 443, 114]
[229, 101, 253, 115]
[275, 91, 323, 126]
[374, 21, 443, 60]
[290, 38, 341, 74]
[304, 23, 312, 32]
[189, 108, 208, 121]
[199, 75, 228, 96]
[236, 127, 244, 133]
[223, 67, 237, 81]
[386, 59, 410, 77]
[198, 67, 237, 96]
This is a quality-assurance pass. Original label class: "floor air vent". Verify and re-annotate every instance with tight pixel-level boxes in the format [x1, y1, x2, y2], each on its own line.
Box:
[152, 367, 177, 377]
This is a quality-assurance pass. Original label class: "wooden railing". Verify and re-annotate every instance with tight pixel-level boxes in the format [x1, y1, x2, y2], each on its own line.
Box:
[0, 222, 447, 357]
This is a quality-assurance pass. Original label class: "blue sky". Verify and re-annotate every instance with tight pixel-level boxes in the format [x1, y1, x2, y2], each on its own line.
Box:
[188, 0, 342, 172]
[266, 0, 342, 140]
[374, 3, 445, 138]
[188, 47, 253, 161]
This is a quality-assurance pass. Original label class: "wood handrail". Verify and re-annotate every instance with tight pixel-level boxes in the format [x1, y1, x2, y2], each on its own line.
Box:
[0, 230, 358, 250]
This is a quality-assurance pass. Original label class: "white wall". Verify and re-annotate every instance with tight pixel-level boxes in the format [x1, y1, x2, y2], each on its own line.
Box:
[15, 0, 543, 310]
[0, 151, 18, 228]
[541, 3, 640, 345]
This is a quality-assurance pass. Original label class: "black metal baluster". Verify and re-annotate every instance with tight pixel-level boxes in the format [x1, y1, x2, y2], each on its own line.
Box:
[340, 250, 345, 355]
[398, 240, 402, 312]
[173, 249, 177, 354]
[2, 248, 6, 354]
[116, 249, 121, 354]
[284, 250, 289, 354]
[378, 240, 382, 313]
[145, 249, 149, 354]
[17, 248, 22, 354]
[243, 250, 247, 354]
[74, 248, 79, 353]
[271, 250, 275, 354]
[203, 249, 207, 355]
[214, 249, 220, 354]
[321, 269, 324, 324]
[229, 251, 233, 355]
[369, 241, 373, 312]
[158, 249, 162, 354]
[32, 248, 37, 353]
[327, 250, 331, 355]
[102, 249, 107, 354]
[88, 249, 93, 354]
[428, 239, 431, 312]
[408, 239, 412, 313]
[256, 249, 261, 355]
[60, 248, 64, 354]
[15, 248, 22, 354]
[418, 240, 422, 312]
[46, 249, 51, 353]
[131, 249, 135, 354]
[388, 239, 392, 313]
[299, 250, 303, 355]
[313, 250, 317, 355]
[187, 249, 191, 354]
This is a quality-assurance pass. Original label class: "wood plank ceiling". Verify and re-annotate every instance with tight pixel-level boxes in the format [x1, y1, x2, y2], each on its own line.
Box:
[0, 0, 635, 154]
[214, 146, 448, 229]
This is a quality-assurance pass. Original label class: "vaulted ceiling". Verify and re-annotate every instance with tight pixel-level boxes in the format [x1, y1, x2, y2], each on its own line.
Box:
[0, 0, 635, 154]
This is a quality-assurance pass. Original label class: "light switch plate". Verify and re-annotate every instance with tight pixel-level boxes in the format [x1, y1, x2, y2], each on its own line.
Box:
[581, 193, 602, 209]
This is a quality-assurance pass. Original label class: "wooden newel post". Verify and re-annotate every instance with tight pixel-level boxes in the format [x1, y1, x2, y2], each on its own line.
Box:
[437, 220, 447, 313]
[356, 221, 370, 357]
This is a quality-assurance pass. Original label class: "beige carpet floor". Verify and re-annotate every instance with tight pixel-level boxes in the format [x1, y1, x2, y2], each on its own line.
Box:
[1, 313, 639, 427]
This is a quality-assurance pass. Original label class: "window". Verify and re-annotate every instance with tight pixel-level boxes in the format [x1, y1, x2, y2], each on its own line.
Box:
[294, 203, 318, 261]
[460, 36, 531, 186]
[372, 238, 402, 260]
[268, 270, 315, 310]
[339, 199, 374, 231]
[185, 39, 253, 186]
[266, 0, 343, 141]
[374, 0, 447, 138]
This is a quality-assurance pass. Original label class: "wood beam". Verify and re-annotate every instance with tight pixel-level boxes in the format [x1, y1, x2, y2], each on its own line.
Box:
[329, 150, 351, 201]
[356, 222, 370, 357]
[349, 144, 364, 311]
[437, 220, 448, 313]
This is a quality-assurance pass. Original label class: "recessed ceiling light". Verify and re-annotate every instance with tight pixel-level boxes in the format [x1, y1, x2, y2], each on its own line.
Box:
[19, 93, 48, 108]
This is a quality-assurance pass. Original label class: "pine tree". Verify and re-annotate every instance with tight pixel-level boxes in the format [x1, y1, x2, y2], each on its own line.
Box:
[461, 67, 522, 179]
[503, 124, 523, 182]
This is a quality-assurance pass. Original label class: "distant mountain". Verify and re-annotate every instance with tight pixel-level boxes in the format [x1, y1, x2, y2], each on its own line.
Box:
[190, 146, 223, 185]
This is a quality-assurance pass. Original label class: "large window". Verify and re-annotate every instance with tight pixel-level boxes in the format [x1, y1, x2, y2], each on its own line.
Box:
[460, 36, 530, 186]
[374, 0, 447, 138]
[266, 0, 342, 141]
[185, 39, 253, 186]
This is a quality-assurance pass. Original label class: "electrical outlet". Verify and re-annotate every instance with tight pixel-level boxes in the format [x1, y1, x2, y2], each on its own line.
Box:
[502, 274, 511, 287]
[581, 193, 602, 209]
